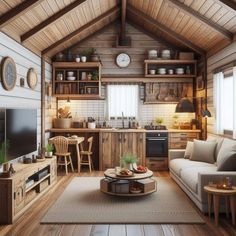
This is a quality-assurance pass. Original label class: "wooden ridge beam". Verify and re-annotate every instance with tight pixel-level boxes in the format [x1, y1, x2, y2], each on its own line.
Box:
[120, 0, 127, 41]
[127, 19, 184, 52]
[167, 0, 233, 41]
[0, 0, 44, 28]
[217, 0, 236, 11]
[42, 7, 120, 56]
[21, 0, 87, 42]
[127, 5, 206, 55]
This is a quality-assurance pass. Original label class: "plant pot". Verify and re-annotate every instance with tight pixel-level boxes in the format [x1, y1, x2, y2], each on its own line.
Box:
[88, 122, 96, 129]
[53, 118, 72, 128]
[45, 152, 53, 157]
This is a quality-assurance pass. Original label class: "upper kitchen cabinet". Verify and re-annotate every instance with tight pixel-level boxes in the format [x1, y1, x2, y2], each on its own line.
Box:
[52, 62, 102, 100]
[144, 60, 197, 78]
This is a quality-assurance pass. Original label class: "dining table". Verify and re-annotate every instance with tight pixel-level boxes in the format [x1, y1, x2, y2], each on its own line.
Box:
[49, 136, 84, 173]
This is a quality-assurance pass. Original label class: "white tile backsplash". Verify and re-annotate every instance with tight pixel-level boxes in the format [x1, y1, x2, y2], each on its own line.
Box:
[58, 98, 195, 128]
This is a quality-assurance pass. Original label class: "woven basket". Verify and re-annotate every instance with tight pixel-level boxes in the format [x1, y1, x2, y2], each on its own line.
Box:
[53, 118, 72, 128]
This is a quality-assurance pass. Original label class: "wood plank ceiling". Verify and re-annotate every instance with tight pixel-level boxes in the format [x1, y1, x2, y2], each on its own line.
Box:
[0, 0, 235, 58]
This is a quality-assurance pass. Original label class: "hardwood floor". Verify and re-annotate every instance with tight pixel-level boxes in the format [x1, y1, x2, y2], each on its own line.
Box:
[0, 170, 235, 236]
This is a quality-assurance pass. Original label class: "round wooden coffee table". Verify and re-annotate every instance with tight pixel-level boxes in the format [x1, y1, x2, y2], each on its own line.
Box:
[204, 185, 236, 226]
[100, 168, 157, 196]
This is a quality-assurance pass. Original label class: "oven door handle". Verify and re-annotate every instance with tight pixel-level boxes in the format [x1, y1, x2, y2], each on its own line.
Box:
[146, 138, 167, 141]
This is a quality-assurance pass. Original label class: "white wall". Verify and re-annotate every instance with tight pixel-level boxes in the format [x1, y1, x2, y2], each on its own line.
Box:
[0, 32, 52, 161]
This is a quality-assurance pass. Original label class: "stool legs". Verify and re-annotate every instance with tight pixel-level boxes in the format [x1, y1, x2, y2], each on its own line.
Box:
[69, 155, 74, 172]
[213, 195, 220, 226]
[208, 193, 212, 217]
[64, 156, 68, 175]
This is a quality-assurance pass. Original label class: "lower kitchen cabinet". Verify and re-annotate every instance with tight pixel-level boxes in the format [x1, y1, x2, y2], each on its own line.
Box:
[100, 132, 145, 170]
[169, 131, 200, 149]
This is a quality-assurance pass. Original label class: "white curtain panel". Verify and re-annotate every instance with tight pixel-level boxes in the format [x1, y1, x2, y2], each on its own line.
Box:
[107, 85, 139, 118]
[213, 71, 224, 134]
[233, 66, 236, 139]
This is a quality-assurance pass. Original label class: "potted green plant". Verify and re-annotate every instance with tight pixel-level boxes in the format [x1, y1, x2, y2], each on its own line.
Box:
[172, 114, 179, 129]
[155, 117, 164, 128]
[45, 143, 54, 157]
[121, 153, 138, 170]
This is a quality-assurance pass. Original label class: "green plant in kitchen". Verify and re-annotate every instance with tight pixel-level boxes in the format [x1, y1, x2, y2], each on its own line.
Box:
[0, 140, 9, 166]
[45, 143, 54, 157]
[82, 47, 94, 57]
[121, 153, 138, 169]
[91, 70, 98, 80]
[172, 114, 179, 128]
[155, 117, 164, 126]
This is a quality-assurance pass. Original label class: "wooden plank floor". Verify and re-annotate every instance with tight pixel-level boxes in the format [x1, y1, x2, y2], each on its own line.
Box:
[0, 171, 235, 236]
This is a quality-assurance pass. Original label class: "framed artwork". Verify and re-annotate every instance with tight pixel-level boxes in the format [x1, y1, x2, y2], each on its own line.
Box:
[196, 75, 205, 91]
[1, 57, 17, 91]
[27, 68, 38, 89]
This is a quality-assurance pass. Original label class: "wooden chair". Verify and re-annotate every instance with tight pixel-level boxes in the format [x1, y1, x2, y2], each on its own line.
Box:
[52, 136, 74, 175]
[79, 136, 94, 172]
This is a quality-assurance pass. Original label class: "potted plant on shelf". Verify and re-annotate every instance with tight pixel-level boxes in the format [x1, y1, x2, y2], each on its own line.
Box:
[155, 117, 164, 129]
[45, 143, 54, 157]
[121, 154, 138, 170]
[88, 117, 96, 129]
[53, 106, 72, 128]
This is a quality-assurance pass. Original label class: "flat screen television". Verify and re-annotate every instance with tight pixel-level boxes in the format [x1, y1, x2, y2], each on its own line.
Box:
[0, 109, 37, 162]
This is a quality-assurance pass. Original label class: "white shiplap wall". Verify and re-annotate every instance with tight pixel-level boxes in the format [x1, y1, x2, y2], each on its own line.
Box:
[0, 32, 52, 160]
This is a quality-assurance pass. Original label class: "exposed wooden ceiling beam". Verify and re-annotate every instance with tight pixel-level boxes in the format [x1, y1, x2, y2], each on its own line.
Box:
[167, 0, 233, 41]
[217, 0, 236, 11]
[127, 5, 206, 55]
[42, 6, 120, 56]
[21, 0, 87, 43]
[0, 0, 44, 29]
[120, 0, 127, 41]
[127, 19, 184, 52]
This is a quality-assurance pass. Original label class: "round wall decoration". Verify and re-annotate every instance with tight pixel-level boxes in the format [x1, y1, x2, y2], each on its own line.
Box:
[27, 68, 38, 89]
[116, 53, 131, 68]
[1, 57, 17, 91]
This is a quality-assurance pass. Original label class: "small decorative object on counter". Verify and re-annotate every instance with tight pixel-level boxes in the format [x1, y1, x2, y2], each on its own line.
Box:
[9, 163, 15, 175]
[88, 117, 96, 129]
[217, 177, 233, 190]
[155, 117, 164, 129]
[45, 143, 54, 158]
[32, 154, 37, 163]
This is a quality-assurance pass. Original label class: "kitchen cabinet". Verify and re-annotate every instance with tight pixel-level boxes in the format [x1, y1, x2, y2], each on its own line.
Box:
[100, 132, 145, 170]
[169, 131, 200, 149]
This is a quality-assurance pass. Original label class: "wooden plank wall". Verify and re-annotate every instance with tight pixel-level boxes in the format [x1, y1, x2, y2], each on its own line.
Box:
[71, 23, 171, 76]
[0, 32, 53, 159]
[207, 41, 236, 135]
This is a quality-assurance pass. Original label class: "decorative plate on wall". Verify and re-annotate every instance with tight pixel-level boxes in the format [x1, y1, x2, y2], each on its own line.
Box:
[27, 68, 38, 89]
[1, 57, 17, 91]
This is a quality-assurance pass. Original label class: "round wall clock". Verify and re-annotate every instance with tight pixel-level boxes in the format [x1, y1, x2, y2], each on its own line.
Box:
[116, 53, 131, 68]
[1, 57, 17, 91]
[27, 68, 38, 89]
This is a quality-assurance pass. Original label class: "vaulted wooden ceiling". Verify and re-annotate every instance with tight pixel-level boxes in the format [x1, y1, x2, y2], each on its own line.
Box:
[0, 0, 235, 58]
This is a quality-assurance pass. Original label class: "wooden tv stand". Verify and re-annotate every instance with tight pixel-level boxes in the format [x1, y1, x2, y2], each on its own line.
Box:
[0, 157, 57, 224]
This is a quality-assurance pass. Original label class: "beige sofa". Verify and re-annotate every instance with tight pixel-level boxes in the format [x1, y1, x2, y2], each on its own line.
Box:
[169, 135, 236, 213]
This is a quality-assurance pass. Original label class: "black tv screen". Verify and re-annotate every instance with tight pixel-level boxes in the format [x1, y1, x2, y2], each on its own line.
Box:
[4, 109, 37, 161]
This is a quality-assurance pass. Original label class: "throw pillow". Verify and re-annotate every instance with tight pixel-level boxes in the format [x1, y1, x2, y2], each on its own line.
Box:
[184, 141, 193, 159]
[217, 138, 236, 167]
[217, 151, 236, 171]
[190, 139, 216, 164]
[207, 135, 224, 160]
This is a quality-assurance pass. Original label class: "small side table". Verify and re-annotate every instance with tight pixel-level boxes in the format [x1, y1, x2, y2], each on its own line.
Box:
[204, 185, 236, 226]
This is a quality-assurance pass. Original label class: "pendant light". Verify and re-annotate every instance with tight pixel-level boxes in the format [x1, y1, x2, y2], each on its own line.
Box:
[175, 97, 194, 113]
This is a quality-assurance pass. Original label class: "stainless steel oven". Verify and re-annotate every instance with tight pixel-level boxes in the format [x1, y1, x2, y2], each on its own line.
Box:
[146, 132, 168, 158]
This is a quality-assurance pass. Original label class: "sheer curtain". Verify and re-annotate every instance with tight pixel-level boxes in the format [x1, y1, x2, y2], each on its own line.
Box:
[107, 85, 139, 118]
[213, 71, 224, 134]
[233, 66, 236, 139]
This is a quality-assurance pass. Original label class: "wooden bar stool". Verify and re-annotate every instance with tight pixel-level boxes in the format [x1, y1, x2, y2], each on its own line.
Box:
[52, 136, 74, 175]
[79, 136, 94, 172]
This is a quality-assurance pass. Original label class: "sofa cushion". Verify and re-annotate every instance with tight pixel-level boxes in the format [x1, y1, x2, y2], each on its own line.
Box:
[169, 158, 215, 177]
[207, 135, 224, 160]
[184, 141, 193, 159]
[190, 139, 216, 164]
[181, 166, 217, 193]
[217, 151, 236, 171]
[217, 138, 236, 162]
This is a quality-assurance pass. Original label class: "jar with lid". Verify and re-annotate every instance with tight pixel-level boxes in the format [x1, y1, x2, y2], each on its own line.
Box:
[186, 66, 191, 75]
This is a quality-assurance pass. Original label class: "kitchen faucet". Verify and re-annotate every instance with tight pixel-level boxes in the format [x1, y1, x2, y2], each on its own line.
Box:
[122, 111, 124, 128]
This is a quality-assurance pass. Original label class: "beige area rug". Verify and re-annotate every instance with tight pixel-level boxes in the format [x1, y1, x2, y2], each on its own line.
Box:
[41, 177, 204, 224]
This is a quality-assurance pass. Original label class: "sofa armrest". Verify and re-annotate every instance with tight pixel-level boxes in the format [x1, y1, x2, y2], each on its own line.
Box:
[198, 171, 236, 203]
[169, 149, 185, 161]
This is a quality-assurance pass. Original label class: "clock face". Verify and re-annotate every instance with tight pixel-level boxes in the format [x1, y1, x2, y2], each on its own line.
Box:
[116, 53, 131, 68]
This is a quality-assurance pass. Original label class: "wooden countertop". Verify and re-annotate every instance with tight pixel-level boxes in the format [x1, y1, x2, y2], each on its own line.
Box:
[47, 128, 201, 133]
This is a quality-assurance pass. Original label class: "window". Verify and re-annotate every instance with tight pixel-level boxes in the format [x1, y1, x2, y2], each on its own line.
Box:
[213, 66, 236, 138]
[107, 85, 139, 118]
